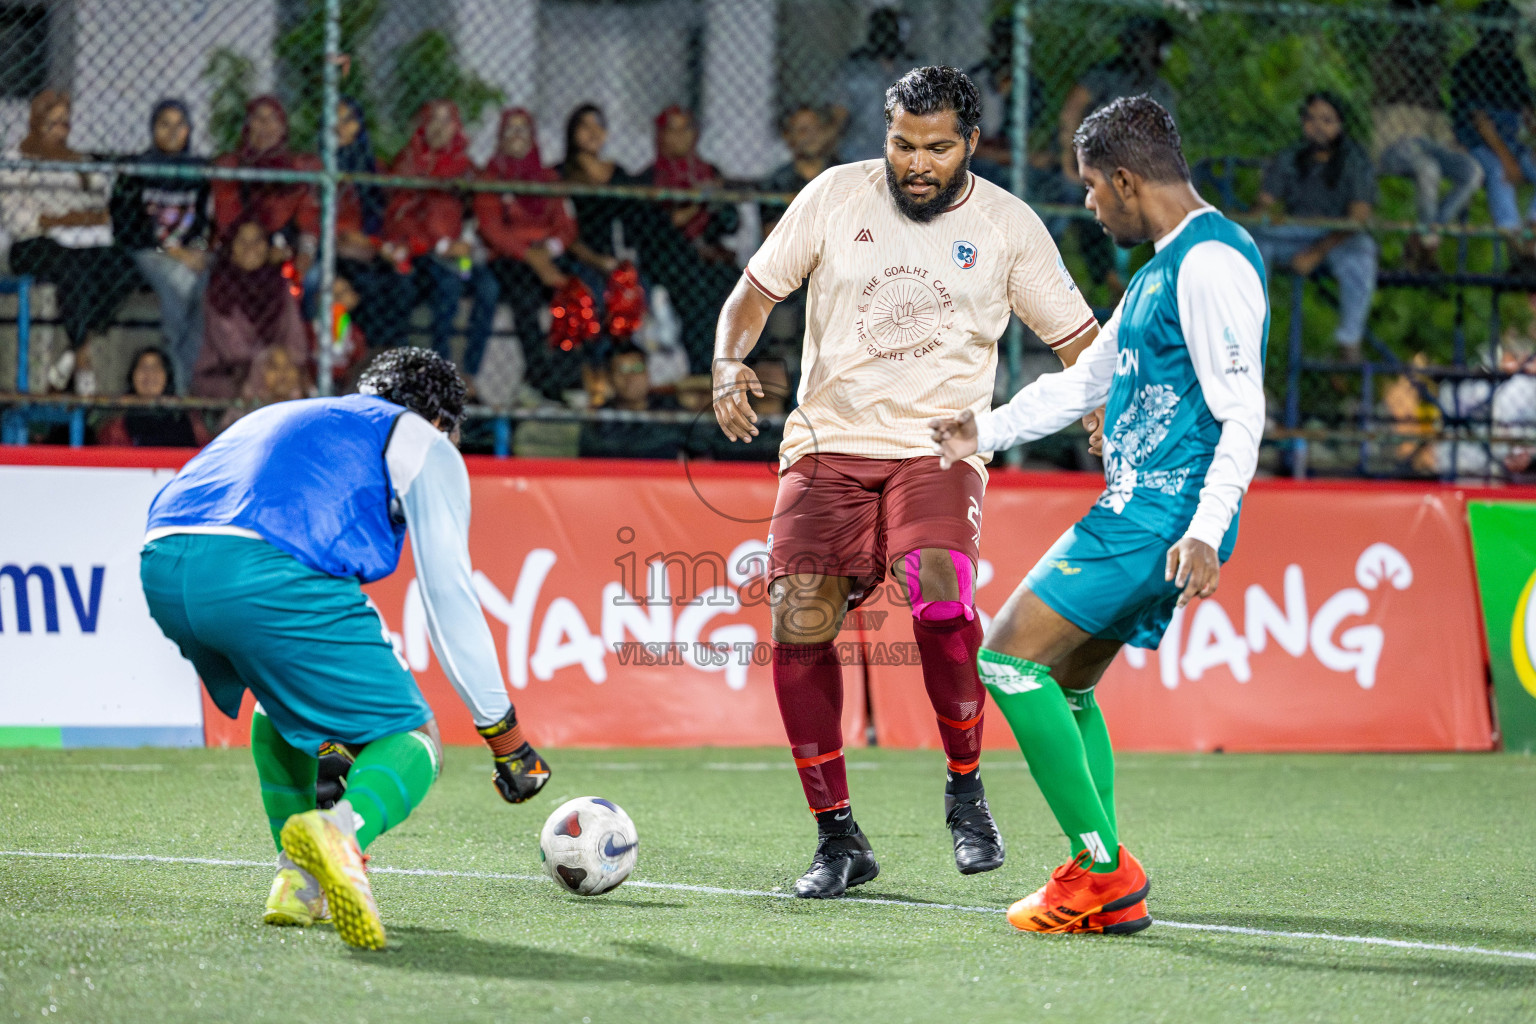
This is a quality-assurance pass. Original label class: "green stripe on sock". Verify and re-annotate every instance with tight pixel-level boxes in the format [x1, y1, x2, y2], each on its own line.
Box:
[347, 731, 437, 850]
[352, 765, 413, 811]
[250, 712, 317, 852]
[977, 648, 1119, 872]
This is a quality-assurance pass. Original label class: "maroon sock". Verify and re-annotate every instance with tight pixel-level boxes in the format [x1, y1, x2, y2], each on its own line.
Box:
[912, 614, 986, 774]
[772, 640, 848, 813]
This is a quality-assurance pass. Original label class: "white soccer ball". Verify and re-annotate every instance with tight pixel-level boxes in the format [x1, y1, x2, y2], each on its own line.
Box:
[538, 796, 639, 895]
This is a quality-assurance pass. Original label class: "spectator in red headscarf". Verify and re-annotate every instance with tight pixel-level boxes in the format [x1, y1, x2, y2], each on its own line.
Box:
[194, 219, 310, 400]
[476, 107, 585, 396]
[381, 99, 498, 380]
[639, 105, 739, 372]
[1, 90, 142, 395]
[211, 96, 320, 275]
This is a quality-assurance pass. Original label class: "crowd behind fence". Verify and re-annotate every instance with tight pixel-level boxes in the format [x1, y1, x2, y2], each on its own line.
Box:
[0, 0, 1533, 481]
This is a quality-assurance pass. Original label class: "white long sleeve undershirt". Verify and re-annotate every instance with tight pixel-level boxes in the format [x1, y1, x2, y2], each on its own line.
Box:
[386, 413, 512, 727]
[974, 209, 1266, 549]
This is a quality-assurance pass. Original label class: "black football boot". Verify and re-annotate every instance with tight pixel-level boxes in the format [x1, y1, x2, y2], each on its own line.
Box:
[793, 827, 880, 898]
[946, 777, 1005, 875]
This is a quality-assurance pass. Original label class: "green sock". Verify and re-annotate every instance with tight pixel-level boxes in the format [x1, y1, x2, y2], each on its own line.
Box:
[977, 648, 1119, 872]
[1064, 686, 1116, 835]
[345, 730, 439, 850]
[251, 710, 317, 851]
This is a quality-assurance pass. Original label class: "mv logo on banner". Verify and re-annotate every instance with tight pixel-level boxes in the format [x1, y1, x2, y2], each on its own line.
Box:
[0, 564, 106, 633]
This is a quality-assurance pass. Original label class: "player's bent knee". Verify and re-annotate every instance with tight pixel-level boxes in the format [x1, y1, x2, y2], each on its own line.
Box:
[414, 719, 444, 779]
[903, 548, 975, 622]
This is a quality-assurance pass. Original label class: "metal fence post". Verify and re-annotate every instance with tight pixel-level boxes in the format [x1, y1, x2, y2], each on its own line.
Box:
[999, 0, 1034, 468]
[314, 0, 341, 397]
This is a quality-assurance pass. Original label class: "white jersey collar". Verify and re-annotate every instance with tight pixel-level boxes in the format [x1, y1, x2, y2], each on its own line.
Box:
[1153, 205, 1218, 253]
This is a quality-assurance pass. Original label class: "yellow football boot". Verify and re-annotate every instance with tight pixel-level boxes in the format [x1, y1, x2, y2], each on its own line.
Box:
[264, 852, 329, 927]
[280, 801, 385, 951]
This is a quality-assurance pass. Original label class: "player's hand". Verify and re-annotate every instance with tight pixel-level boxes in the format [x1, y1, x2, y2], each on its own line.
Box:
[476, 708, 551, 804]
[928, 408, 978, 470]
[1083, 406, 1106, 456]
[490, 744, 552, 804]
[713, 358, 763, 441]
[1165, 537, 1220, 608]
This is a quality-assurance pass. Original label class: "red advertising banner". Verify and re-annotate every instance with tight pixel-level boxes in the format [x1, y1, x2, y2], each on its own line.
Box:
[865, 481, 1495, 752]
[3, 446, 1493, 752]
[363, 461, 867, 748]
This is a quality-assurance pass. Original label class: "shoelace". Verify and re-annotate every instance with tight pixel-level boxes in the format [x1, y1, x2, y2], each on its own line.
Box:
[1050, 849, 1094, 886]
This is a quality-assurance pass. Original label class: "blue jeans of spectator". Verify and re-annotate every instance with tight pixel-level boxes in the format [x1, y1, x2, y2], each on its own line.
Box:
[1469, 143, 1536, 229]
[1255, 226, 1377, 347]
[1378, 137, 1483, 230]
[130, 248, 206, 395]
[414, 256, 498, 376]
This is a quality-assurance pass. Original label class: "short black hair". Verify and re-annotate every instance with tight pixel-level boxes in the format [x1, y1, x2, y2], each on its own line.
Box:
[357, 347, 467, 432]
[609, 342, 647, 368]
[1073, 94, 1189, 184]
[884, 65, 981, 140]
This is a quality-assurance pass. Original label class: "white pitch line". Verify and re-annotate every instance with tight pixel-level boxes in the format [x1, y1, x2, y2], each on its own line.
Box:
[3, 849, 1534, 964]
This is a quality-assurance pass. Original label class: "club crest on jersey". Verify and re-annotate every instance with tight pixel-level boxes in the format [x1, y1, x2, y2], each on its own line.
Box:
[951, 240, 977, 269]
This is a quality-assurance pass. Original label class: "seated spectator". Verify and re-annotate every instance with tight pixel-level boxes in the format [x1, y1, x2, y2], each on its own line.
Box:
[211, 96, 319, 273]
[640, 106, 740, 371]
[578, 342, 684, 459]
[381, 100, 498, 383]
[477, 106, 586, 397]
[1057, 16, 1177, 295]
[1439, 329, 1536, 479]
[194, 220, 309, 399]
[1253, 92, 1378, 363]
[0, 90, 141, 395]
[219, 346, 309, 433]
[761, 105, 840, 235]
[759, 110, 837, 352]
[1451, 0, 1536, 267]
[1372, 0, 1482, 272]
[313, 275, 368, 393]
[305, 97, 396, 355]
[111, 98, 211, 394]
[832, 7, 914, 162]
[558, 103, 645, 280]
[97, 346, 212, 447]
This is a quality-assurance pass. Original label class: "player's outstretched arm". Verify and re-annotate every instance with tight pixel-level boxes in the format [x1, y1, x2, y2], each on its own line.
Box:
[390, 417, 551, 804]
[930, 315, 1118, 467]
[712, 276, 773, 441]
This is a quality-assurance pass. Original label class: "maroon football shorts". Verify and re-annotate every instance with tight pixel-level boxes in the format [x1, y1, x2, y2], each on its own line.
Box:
[766, 454, 984, 609]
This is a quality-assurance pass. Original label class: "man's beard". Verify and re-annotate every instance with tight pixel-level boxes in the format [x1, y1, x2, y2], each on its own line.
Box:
[884, 149, 971, 223]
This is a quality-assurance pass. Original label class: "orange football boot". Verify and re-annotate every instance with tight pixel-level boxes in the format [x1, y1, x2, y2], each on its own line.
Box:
[1073, 899, 1152, 935]
[1006, 845, 1149, 933]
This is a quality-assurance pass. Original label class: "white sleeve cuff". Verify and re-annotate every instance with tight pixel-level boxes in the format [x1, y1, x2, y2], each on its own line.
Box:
[975, 411, 1002, 455]
[1183, 502, 1233, 551]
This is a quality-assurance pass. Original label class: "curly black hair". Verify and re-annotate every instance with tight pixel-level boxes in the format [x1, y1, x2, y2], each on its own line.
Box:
[357, 347, 467, 432]
[1073, 94, 1190, 185]
[884, 65, 982, 140]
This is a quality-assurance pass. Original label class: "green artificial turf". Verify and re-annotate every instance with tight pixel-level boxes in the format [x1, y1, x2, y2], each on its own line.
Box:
[0, 746, 1533, 1023]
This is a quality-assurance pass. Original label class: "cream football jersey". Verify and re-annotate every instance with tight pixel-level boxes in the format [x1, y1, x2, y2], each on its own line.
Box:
[746, 160, 1095, 473]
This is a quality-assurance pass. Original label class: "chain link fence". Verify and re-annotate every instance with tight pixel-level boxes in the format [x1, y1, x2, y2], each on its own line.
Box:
[0, 0, 1533, 480]
[1016, 0, 1536, 481]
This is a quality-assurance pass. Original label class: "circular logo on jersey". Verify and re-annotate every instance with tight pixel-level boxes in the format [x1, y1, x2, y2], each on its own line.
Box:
[952, 240, 977, 270]
[860, 275, 942, 352]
